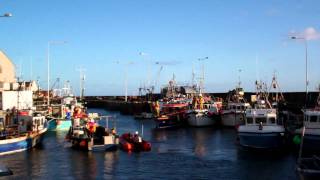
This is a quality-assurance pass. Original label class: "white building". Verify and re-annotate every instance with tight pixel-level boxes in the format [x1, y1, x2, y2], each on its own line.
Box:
[0, 91, 33, 110]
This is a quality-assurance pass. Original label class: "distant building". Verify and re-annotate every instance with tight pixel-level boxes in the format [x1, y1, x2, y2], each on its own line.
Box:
[0, 51, 38, 111]
[0, 50, 16, 85]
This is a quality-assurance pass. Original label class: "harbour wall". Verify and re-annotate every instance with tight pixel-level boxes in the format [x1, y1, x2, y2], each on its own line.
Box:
[85, 92, 319, 115]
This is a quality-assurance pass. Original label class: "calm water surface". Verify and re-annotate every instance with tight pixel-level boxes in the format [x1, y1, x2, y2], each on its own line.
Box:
[1, 108, 298, 180]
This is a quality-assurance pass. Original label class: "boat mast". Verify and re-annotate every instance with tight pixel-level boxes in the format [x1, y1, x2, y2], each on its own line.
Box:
[198, 57, 208, 94]
[77, 67, 86, 101]
[192, 64, 195, 87]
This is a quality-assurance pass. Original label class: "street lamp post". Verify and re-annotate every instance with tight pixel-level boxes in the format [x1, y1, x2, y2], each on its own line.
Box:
[47, 41, 67, 106]
[139, 52, 152, 88]
[124, 62, 134, 102]
[115, 61, 133, 102]
[291, 36, 308, 106]
[0, 13, 12, 17]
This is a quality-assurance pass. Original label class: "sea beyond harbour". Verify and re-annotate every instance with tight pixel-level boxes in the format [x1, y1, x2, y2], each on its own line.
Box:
[0, 108, 299, 180]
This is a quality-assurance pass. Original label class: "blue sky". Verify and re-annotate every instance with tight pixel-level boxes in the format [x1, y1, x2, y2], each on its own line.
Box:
[1, 0, 320, 95]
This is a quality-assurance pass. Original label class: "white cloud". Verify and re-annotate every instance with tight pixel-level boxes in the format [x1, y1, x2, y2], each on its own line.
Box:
[289, 27, 320, 41]
[303, 27, 320, 40]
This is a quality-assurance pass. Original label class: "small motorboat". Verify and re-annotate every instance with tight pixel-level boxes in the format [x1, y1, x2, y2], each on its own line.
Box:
[66, 116, 119, 151]
[119, 133, 151, 152]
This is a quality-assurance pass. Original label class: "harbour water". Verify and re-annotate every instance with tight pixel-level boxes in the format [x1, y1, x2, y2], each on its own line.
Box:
[1, 108, 298, 180]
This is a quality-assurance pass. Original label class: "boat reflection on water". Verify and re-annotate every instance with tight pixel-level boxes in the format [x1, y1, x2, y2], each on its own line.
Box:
[69, 151, 98, 179]
[151, 127, 218, 158]
[191, 127, 216, 157]
[152, 129, 168, 142]
[103, 152, 119, 179]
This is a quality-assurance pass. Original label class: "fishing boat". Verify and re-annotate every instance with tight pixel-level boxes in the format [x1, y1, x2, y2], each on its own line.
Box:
[119, 132, 151, 152]
[47, 81, 85, 131]
[0, 110, 48, 155]
[294, 90, 320, 152]
[237, 81, 285, 149]
[155, 101, 189, 129]
[66, 115, 119, 151]
[187, 94, 221, 127]
[221, 87, 251, 127]
[47, 96, 81, 131]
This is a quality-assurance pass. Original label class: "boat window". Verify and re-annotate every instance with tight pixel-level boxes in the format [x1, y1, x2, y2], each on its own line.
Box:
[232, 105, 236, 110]
[256, 117, 267, 124]
[310, 116, 318, 123]
[246, 117, 253, 124]
[269, 117, 276, 124]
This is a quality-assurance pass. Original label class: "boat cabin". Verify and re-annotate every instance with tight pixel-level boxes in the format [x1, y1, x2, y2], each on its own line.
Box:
[245, 109, 278, 125]
[304, 109, 320, 128]
[226, 103, 251, 111]
[161, 103, 188, 115]
[18, 112, 46, 133]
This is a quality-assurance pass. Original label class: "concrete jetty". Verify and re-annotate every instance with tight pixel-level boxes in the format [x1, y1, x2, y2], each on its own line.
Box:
[85, 92, 319, 115]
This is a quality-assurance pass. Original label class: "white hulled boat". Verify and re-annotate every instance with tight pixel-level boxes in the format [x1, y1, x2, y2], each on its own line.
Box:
[221, 87, 251, 127]
[238, 81, 285, 149]
[295, 90, 320, 151]
[187, 95, 221, 127]
[186, 59, 222, 127]
[0, 110, 48, 155]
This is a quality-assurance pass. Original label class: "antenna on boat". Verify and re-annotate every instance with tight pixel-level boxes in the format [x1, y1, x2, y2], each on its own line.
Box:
[268, 71, 284, 103]
[238, 69, 242, 88]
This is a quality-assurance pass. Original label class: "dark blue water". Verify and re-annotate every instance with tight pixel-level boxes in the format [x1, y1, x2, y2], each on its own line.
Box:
[1, 108, 298, 180]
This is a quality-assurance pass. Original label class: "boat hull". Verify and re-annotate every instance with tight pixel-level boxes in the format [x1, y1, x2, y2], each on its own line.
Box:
[0, 128, 47, 156]
[48, 119, 71, 131]
[238, 132, 285, 149]
[298, 134, 320, 152]
[188, 113, 215, 127]
[221, 112, 245, 127]
[119, 133, 151, 152]
[155, 113, 187, 129]
[155, 119, 181, 129]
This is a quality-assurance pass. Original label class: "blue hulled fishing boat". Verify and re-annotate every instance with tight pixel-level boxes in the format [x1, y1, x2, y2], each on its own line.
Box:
[0, 110, 47, 155]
